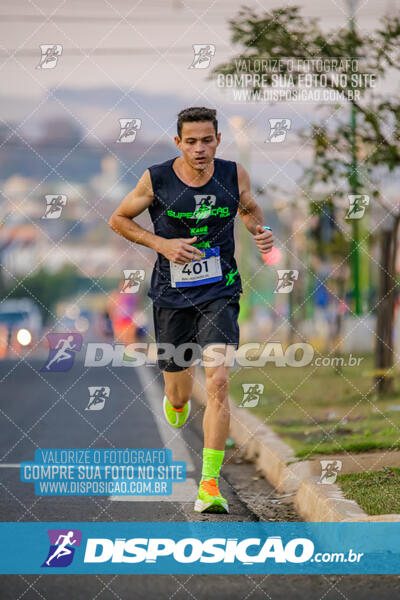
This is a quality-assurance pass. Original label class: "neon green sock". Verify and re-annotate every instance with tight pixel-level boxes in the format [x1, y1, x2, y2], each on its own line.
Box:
[201, 447, 225, 482]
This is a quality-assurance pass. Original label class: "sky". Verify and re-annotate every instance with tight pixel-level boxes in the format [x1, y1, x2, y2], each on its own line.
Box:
[0, 0, 394, 99]
[0, 0, 398, 187]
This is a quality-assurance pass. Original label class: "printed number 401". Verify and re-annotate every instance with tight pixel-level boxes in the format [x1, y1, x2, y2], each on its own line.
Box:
[182, 260, 209, 276]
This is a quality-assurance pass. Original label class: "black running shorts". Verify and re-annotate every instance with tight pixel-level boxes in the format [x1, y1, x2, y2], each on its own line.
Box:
[152, 296, 240, 372]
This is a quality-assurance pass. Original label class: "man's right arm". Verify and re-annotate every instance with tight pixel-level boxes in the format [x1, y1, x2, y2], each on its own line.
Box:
[109, 170, 163, 252]
[109, 170, 203, 264]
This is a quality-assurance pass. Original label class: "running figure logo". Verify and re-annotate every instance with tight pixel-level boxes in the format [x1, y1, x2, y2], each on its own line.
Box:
[189, 44, 216, 69]
[86, 386, 110, 411]
[318, 460, 342, 484]
[345, 194, 369, 219]
[239, 383, 264, 408]
[116, 119, 142, 143]
[42, 194, 67, 219]
[36, 44, 63, 69]
[121, 270, 145, 293]
[274, 270, 299, 294]
[266, 119, 291, 143]
[192, 195, 217, 222]
[42, 529, 81, 567]
[41, 333, 83, 372]
[225, 269, 238, 286]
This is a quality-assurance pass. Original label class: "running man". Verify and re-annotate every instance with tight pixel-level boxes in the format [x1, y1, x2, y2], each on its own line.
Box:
[37, 44, 60, 69]
[45, 531, 77, 566]
[45, 335, 76, 370]
[87, 386, 108, 410]
[44, 194, 65, 218]
[109, 107, 273, 513]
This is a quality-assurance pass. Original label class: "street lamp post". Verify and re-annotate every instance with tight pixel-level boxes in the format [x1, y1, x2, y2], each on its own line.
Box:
[229, 117, 253, 325]
[345, 0, 362, 315]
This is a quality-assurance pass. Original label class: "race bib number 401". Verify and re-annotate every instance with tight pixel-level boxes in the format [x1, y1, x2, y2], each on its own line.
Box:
[170, 246, 222, 288]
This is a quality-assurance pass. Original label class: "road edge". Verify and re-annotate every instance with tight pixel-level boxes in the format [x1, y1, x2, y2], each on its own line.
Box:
[192, 372, 400, 523]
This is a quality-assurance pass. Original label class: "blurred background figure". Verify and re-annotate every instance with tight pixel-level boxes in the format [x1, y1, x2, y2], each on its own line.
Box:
[100, 308, 114, 341]
[107, 280, 138, 344]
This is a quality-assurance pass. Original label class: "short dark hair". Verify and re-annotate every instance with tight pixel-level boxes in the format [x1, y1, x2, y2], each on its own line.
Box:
[177, 107, 218, 138]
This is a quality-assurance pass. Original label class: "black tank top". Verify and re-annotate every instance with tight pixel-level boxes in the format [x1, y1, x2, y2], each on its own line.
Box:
[147, 157, 242, 308]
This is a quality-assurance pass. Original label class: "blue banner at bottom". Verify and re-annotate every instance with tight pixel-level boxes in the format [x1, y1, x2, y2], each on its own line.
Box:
[0, 522, 399, 574]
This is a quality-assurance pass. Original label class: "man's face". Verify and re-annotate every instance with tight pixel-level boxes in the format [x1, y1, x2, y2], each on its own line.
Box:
[174, 121, 221, 171]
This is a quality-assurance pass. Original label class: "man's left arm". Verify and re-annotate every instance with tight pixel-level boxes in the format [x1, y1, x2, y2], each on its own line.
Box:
[236, 163, 274, 254]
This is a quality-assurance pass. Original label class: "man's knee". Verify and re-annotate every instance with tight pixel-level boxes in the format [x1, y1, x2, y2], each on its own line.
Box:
[207, 368, 229, 394]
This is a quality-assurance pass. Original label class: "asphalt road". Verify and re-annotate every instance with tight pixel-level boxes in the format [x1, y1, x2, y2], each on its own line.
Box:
[0, 358, 399, 599]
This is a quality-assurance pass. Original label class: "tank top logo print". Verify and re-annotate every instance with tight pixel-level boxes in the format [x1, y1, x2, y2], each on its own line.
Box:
[166, 194, 231, 222]
[191, 194, 216, 221]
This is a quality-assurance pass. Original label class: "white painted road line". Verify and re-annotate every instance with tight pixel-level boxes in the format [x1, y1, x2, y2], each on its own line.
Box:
[109, 366, 198, 502]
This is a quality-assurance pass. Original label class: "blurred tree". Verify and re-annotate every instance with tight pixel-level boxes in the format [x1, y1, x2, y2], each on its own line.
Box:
[6, 264, 80, 324]
[212, 5, 400, 393]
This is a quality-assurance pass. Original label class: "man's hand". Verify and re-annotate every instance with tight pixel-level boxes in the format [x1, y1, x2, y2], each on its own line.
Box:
[159, 236, 204, 264]
[253, 225, 274, 253]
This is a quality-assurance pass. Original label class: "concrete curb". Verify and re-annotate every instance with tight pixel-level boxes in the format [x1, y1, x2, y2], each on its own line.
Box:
[192, 373, 400, 522]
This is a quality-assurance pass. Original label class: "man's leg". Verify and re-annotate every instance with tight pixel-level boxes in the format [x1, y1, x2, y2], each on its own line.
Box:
[203, 362, 230, 450]
[194, 345, 231, 513]
[193, 296, 239, 514]
[161, 364, 195, 428]
[153, 302, 198, 424]
[163, 364, 195, 409]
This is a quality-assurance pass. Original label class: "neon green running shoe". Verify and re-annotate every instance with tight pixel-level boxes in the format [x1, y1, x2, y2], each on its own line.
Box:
[194, 478, 229, 513]
[162, 395, 191, 428]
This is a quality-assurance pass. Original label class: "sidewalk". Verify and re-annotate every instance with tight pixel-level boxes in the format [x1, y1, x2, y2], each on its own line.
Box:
[192, 373, 400, 522]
